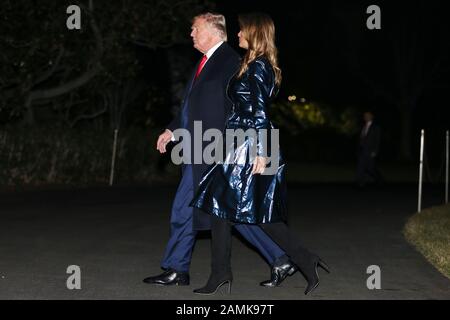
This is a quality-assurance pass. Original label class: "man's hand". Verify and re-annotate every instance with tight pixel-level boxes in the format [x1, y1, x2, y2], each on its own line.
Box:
[156, 129, 173, 153]
[251, 156, 267, 175]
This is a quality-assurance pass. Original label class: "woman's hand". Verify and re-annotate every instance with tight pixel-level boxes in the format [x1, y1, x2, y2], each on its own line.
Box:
[251, 156, 267, 175]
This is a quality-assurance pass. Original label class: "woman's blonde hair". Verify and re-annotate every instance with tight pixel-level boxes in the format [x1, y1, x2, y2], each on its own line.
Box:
[237, 13, 282, 87]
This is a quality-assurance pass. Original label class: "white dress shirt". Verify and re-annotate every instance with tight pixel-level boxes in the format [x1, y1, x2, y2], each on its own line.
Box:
[362, 121, 372, 137]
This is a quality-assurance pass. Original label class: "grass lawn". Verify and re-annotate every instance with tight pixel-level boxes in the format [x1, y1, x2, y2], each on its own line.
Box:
[404, 204, 450, 279]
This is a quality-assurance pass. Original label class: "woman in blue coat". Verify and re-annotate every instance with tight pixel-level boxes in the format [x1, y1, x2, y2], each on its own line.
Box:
[190, 12, 330, 295]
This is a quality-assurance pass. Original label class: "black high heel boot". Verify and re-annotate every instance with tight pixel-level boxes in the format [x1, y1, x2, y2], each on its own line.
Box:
[259, 223, 330, 295]
[194, 215, 233, 295]
[304, 259, 330, 295]
[193, 275, 233, 295]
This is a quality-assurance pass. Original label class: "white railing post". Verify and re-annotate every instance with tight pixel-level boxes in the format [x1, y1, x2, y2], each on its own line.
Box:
[109, 128, 119, 186]
[445, 130, 449, 204]
[418, 129, 425, 212]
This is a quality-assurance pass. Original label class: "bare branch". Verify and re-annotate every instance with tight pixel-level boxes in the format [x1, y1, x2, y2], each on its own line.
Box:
[32, 46, 65, 87]
[69, 104, 107, 128]
[26, 3, 104, 106]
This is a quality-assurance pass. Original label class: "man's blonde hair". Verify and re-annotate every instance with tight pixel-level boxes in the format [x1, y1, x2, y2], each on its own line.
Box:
[193, 12, 227, 41]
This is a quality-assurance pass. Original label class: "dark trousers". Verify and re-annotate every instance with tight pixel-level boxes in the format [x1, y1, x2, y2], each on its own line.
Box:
[161, 165, 285, 273]
[260, 223, 319, 280]
[210, 216, 318, 281]
[356, 152, 383, 185]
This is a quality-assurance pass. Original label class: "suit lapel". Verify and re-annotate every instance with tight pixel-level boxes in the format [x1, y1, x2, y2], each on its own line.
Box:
[190, 42, 227, 92]
[181, 59, 201, 101]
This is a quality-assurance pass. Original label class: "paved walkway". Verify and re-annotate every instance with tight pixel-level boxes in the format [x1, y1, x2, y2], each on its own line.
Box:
[0, 183, 449, 299]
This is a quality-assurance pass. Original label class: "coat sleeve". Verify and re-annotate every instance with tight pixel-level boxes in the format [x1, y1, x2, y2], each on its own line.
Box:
[248, 60, 273, 156]
[222, 55, 241, 125]
[166, 110, 181, 133]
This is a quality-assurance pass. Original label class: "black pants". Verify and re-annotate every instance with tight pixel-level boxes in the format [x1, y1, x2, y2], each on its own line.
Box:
[210, 215, 317, 281]
[260, 222, 318, 276]
[356, 152, 383, 185]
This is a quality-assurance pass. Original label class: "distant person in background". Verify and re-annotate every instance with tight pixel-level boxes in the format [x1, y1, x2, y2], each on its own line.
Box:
[356, 111, 383, 187]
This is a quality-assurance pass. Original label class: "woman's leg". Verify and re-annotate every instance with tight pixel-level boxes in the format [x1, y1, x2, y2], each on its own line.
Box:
[210, 214, 233, 279]
[193, 214, 233, 294]
[260, 222, 317, 265]
[260, 222, 327, 294]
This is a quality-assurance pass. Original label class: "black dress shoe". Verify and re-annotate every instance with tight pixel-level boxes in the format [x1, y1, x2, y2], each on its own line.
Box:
[143, 269, 190, 286]
[260, 261, 297, 287]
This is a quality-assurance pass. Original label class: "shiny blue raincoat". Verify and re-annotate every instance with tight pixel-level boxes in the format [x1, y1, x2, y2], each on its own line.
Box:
[190, 56, 287, 224]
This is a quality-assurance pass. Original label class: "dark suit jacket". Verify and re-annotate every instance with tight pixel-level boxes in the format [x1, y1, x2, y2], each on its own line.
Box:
[359, 122, 381, 156]
[167, 42, 240, 230]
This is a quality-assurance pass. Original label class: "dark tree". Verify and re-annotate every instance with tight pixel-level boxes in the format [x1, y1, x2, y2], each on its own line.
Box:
[331, 2, 450, 160]
[0, 0, 213, 126]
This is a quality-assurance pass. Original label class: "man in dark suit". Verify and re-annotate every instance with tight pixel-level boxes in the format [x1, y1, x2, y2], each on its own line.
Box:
[143, 13, 296, 287]
[356, 111, 383, 187]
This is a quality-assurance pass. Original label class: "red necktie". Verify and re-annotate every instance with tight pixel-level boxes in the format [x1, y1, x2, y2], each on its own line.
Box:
[194, 55, 208, 80]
